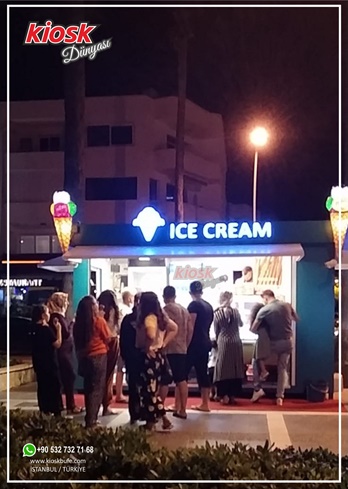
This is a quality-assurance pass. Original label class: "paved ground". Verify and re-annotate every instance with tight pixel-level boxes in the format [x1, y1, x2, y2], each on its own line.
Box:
[2, 383, 347, 455]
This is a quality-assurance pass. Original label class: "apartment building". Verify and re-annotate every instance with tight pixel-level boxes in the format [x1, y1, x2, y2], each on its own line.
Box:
[6, 95, 227, 254]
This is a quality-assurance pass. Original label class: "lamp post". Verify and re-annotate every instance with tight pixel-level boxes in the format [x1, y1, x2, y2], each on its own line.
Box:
[250, 127, 269, 222]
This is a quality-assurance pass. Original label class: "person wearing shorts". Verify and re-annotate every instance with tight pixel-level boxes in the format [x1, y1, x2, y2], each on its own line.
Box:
[186, 281, 214, 412]
[159, 286, 193, 419]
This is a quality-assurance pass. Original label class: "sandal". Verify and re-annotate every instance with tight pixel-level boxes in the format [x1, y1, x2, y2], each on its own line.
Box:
[173, 412, 187, 420]
[67, 406, 83, 415]
[162, 420, 174, 430]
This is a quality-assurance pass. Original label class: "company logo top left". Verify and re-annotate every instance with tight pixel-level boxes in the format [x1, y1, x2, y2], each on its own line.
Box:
[24, 21, 98, 45]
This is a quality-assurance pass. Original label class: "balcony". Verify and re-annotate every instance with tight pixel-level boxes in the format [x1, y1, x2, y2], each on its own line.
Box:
[154, 148, 221, 183]
[10, 151, 64, 172]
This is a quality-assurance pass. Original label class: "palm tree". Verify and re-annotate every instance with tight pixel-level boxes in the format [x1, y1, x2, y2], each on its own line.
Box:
[172, 11, 192, 223]
[61, 6, 86, 315]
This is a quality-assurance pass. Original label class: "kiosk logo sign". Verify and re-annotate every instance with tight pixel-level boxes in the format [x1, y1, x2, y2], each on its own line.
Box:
[173, 266, 217, 281]
[132, 207, 273, 243]
[24, 21, 112, 64]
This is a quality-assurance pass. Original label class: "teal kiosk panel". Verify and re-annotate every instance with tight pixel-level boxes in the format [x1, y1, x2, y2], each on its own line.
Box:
[73, 260, 90, 391]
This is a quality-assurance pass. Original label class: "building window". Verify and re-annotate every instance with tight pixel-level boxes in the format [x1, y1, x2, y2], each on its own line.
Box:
[85, 177, 138, 200]
[20, 236, 35, 254]
[166, 184, 188, 203]
[111, 126, 133, 145]
[149, 179, 158, 202]
[166, 183, 175, 201]
[51, 236, 61, 254]
[167, 135, 176, 149]
[39, 137, 61, 152]
[19, 138, 33, 153]
[87, 125, 110, 147]
[35, 236, 50, 254]
[50, 137, 60, 151]
[40, 138, 49, 152]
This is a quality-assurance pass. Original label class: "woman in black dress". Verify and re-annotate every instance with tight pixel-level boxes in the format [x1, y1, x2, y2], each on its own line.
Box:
[214, 291, 244, 405]
[31, 304, 63, 416]
[47, 292, 82, 415]
[97, 290, 120, 416]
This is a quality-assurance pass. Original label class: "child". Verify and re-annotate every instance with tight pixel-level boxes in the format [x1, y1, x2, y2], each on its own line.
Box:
[250, 303, 271, 381]
[31, 305, 63, 417]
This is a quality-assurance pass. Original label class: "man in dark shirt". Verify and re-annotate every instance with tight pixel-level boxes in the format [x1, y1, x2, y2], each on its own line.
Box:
[187, 281, 214, 412]
[250, 289, 299, 406]
[119, 293, 142, 424]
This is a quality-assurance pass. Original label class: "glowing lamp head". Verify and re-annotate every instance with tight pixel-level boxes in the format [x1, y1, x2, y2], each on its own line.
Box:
[250, 127, 269, 147]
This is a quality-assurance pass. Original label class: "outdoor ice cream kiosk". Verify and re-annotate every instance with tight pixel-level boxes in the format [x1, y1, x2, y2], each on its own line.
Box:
[62, 206, 336, 397]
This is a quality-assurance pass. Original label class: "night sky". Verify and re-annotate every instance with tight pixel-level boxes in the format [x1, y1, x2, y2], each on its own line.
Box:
[1, 2, 341, 221]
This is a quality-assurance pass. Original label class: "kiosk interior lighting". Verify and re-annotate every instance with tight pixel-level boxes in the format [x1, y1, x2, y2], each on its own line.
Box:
[250, 127, 269, 147]
[138, 257, 150, 261]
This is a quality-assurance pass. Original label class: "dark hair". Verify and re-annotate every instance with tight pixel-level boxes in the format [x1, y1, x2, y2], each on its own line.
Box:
[243, 266, 253, 274]
[32, 304, 48, 323]
[134, 293, 142, 307]
[73, 295, 97, 352]
[250, 303, 264, 325]
[261, 289, 275, 299]
[137, 291, 166, 332]
[190, 281, 203, 295]
[163, 285, 176, 300]
[97, 290, 119, 324]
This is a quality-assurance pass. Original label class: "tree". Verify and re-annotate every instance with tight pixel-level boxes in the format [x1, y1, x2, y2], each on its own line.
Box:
[172, 11, 192, 223]
[62, 7, 86, 317]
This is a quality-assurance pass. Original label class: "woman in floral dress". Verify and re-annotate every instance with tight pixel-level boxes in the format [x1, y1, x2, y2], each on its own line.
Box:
[136, 292, 178, 431]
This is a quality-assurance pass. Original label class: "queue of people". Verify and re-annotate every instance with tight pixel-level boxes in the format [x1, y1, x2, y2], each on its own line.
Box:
[30, 282, 298, 429]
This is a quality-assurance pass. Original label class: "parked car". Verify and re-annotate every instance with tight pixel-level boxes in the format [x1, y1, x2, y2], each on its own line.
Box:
[0, 316, 33, 356]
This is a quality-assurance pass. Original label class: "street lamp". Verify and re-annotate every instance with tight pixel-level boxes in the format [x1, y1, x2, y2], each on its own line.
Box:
[250, 127, 269, 222]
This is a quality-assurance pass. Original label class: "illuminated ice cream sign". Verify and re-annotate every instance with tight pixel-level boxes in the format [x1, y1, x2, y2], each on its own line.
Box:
[132, 207, 272, 242]
[170, 222, 272, 240]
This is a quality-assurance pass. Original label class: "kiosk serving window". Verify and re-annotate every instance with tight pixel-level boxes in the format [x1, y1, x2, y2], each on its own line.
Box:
[167, 255, 293, 341]
[102, 254, 294, 343]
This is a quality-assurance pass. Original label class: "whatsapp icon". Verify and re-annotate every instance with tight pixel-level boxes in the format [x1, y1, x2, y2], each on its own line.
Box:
[23, 443, 36, 457]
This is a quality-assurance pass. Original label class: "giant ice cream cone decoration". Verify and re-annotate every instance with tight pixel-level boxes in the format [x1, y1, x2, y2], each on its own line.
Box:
[325, 186, 348, 268]
[50, 191, 77, 253]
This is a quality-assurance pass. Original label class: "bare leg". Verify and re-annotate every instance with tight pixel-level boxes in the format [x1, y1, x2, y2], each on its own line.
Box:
[167, 387, 180, 412]
[258, 359, 269, 380]
[177, 380, 188, 415]
[194, 387, 210, 411]
[115, 371, 126, 402]
[158, 384, 169, 404]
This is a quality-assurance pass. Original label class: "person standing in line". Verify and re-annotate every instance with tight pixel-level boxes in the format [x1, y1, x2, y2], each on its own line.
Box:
[136, 292, 178, 431]
[116, 290, 134, 402]
[208, 335, 218, 402]
[250, 290, 299, 406]
[158, 286, 193, 419]
[213, 291, 244, 405]
[97, 290, 120, 416]
[47, 292, 82, 416]
[31, 304, 62, 417]
[186, 281, 214, 412]
[119, 293, 142, 424]
[249, 302, 271, 383]
[73, 295, 111, 428]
